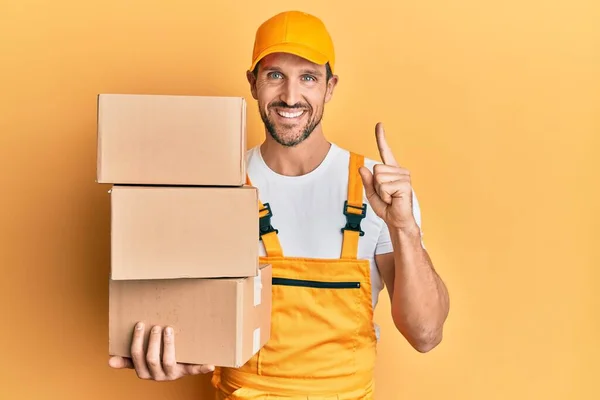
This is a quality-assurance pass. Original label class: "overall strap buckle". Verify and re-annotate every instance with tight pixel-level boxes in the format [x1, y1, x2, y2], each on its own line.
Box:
[341, 200, 367, 237]
[259, 202, 279, 239]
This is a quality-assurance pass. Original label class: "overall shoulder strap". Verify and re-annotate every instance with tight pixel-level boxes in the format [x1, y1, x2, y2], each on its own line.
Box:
[246, 175, 283, 257]
[341, 152, 367, 260]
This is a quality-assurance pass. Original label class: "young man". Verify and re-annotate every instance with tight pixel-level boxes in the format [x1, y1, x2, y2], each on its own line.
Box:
[109, 10, 450, 399]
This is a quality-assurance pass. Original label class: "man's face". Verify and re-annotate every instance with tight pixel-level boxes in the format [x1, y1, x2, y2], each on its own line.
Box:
[247, 53, 338, 147]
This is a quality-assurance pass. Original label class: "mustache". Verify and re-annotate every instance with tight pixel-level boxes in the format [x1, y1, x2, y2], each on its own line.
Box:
[268, 101, 310, 110]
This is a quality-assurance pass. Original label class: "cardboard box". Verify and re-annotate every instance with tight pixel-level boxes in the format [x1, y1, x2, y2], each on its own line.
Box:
[109, 264, 272, 368]
[110, 185, 259, 280]
[96, 94, 247, 186]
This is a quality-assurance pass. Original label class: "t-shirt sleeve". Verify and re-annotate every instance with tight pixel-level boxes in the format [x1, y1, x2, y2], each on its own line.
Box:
[375, 190, 425, 255]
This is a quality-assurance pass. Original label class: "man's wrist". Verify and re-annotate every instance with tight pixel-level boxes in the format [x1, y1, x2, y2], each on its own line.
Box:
[391, 221, 422, 244]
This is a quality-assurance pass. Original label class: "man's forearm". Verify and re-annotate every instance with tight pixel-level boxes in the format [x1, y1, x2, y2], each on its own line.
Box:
[389, 224, 449, 352]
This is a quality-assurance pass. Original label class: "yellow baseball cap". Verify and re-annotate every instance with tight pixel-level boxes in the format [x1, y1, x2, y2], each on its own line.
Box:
[249, 11, 335, 73]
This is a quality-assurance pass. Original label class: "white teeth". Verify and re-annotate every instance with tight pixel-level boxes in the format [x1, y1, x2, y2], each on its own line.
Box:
[277, 110, 304, 118]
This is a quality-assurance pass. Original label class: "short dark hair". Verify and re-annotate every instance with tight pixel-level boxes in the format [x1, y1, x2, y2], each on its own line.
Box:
[252, 61, 333, 82]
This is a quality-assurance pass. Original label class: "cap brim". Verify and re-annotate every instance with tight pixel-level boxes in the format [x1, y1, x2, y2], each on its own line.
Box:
[249, 42, 330, 72]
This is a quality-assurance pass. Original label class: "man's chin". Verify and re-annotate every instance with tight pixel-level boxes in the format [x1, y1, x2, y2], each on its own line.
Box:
[269, 129, 310, 147]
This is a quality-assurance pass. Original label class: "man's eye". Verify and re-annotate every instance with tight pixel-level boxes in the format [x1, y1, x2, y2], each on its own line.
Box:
[268, 72, 283, 79]
[302, 75, 316, 81]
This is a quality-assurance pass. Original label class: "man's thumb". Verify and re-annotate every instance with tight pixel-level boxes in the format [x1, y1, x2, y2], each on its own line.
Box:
[359, 166, 386, 213]
[358, 166, 375, 196]
[108, 356, 133, 369]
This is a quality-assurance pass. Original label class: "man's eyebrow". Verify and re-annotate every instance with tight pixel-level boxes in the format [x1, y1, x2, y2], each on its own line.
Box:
[261, 66, 323, 76]
[300, 68, 323, 76]
[262, 66, 282, 72]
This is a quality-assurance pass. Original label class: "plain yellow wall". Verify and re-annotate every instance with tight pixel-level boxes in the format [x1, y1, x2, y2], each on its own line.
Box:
[1, 0, 598, 399]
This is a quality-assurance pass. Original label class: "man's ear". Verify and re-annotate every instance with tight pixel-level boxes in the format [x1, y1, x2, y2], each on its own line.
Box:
[324, 75, 339, 103]
[246, 70, 258, 100]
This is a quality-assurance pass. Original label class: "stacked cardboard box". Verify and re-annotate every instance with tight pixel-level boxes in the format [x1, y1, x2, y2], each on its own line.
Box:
[96, 93, 271, 368]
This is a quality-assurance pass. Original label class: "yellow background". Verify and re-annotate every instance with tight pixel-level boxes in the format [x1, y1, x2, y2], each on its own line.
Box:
[1, 0, 598, 399]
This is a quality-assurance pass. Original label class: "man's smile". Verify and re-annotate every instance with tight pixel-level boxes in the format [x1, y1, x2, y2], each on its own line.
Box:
[276, 109, 305, 119]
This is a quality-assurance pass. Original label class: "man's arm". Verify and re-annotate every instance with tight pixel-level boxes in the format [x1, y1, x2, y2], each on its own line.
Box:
[376, 227, 449, 353]
[359, 122, 449, 353]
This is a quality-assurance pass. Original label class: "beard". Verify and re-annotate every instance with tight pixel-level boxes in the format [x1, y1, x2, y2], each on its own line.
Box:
[259, 98, 324, 147]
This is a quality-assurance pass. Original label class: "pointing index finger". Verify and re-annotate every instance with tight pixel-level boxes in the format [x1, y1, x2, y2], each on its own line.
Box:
[375, 122, 398, 166]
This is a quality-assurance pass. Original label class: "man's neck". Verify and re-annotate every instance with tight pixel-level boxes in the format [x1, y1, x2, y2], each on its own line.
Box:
[259, 129, 331, 177]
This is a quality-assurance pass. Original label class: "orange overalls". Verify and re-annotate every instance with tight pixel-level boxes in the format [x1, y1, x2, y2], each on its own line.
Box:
[212, 152, 378, 399]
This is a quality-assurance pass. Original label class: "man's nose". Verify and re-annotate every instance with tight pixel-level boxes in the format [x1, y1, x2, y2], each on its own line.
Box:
[280, 80, 301, 107]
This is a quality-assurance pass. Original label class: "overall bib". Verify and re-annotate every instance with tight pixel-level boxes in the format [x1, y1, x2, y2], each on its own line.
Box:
[212, 153, 378, 399]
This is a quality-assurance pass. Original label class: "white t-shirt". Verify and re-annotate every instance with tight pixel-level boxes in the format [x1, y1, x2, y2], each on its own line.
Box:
[246, 142, 424, 313]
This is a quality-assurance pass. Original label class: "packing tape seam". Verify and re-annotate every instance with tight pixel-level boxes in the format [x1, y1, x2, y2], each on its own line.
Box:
[253, 327, 261, 354]
[253, 268, 262, 306]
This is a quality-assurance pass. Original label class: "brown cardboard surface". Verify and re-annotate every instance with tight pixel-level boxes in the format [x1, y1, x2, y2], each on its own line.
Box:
[109, 264, 272, 368]
[96, 94, 246, 186]
[110, 185, 259, 280]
